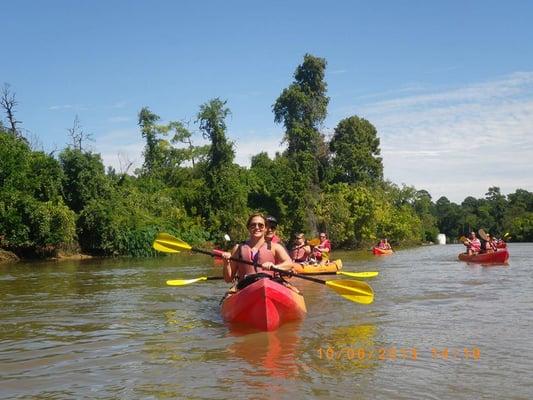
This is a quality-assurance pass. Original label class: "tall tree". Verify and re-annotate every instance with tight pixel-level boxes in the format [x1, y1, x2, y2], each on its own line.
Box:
[138, 107, 163, 175]
[273, 54, 329, 233]
[435, 196, 464, 239]
[196, 98, 247, 237]
[484, 186, 507, 234]
[329, 116, 383, 185]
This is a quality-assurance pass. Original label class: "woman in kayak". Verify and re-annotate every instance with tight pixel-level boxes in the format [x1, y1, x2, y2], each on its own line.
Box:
[220, 213, 294, 284]
[377, 238, 392, 250]
[313, 232, 331, 261]
[463, 231, 481, 255]
[289, 233, 312, 263]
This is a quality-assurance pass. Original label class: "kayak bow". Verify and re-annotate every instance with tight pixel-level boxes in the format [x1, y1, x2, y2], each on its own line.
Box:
[220, 278, 307, 331]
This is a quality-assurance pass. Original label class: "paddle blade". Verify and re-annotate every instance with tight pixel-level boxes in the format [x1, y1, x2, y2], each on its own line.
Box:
[153, 241, 180, 253]
[338, 271, 379, 279]
[325, 279, 374, 304]
[308, 238, 321, 246]
[166, 277, 208, 286]
[154, 232, 192, 253]
[478, 228, 489, 241]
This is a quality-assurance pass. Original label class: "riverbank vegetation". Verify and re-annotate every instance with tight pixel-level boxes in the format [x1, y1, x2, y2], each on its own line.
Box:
[1, 55, 532, 259]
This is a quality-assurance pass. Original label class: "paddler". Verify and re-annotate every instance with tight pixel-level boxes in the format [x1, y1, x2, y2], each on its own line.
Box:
[463, 231, 481, 255]
[289, 233, 312, 263]
[220, 213, 294, 288]
[313, 232, 331, 261]
[265, 215, 281, 244]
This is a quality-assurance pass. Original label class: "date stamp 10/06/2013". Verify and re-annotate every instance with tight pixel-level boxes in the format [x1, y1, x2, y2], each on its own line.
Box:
[316, 346, 481, 362]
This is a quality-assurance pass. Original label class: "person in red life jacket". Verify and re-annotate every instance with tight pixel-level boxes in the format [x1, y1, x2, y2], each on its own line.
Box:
[265, 215, 281, 244]
[463, 231, 481, 255]
[313, 232, 331, 261]
[220, 213, 293, 285]
[377, 238, 392, 250]
[289, 233, 312, 263]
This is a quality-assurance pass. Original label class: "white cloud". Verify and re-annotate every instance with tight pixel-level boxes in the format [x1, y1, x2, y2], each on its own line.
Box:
[351, 71, 533, 202]
[48, 104, 74, 110]
[233, 132, 286, 166]
[48, 104, 88, 111]
[94, 129, 144, 173]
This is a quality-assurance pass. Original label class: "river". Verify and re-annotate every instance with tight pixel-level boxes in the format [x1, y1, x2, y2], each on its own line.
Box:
[1, 244, 531, 399]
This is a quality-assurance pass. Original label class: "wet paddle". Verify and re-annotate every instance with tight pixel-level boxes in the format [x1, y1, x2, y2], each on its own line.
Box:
[153, 232, 374, 304]
[166, 270, 378, 286]
[167, 276, 224, 286]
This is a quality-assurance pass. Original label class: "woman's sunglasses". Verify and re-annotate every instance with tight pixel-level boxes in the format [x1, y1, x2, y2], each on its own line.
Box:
[248, 222, 265, 229]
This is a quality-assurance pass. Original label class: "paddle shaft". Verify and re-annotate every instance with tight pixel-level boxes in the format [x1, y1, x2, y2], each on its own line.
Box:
[192, 246, 328, 285]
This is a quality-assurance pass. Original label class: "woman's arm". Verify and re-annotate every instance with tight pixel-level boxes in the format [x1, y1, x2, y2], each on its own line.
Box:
[222, 244, 239, 283]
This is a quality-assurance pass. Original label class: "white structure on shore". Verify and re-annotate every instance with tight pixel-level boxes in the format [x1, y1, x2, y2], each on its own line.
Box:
[437, 233, 446, 245]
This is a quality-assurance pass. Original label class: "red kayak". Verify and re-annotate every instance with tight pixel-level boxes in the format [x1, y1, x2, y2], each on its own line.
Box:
[458, 249, 509, 264]
[372, 247, 393, 255]
[221, 278, 307, 331]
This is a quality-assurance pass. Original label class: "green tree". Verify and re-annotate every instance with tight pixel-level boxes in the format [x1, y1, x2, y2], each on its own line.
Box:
[461, 196, 480, 233]
[273, 54, 329, 234]
[0, 130, 76, 255]
[59, 148, 111, 214]
[196, 98, 248, 237]
[484, 186, 507, 234]
[435, 196, 464, 239]
[413, 190, 439, 242]
[329, 116, 383, 185]
[138, 107, 163, 174]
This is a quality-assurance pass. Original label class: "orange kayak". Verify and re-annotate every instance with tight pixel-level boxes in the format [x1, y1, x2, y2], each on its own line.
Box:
[291, 259, 343, 275]
[221, 277, 306, 331]
[372, 247, 393, 255]
[458, 249, 509, 264]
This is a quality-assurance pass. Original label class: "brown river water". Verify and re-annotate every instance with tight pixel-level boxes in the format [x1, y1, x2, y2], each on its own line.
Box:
[1, 244, 531, 399]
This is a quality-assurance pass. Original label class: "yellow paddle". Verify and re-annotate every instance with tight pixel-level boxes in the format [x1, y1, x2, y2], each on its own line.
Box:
[166, 271, 378, 287]
[167, 276, 223, 286]
[308, 238, 321, 246]
[478, 228, 489, 241]
[153, 232, 374, 304]
[337, 271, 378, 278]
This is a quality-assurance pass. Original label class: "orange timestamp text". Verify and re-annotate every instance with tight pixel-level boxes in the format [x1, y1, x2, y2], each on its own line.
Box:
[316, 346, 481, 361]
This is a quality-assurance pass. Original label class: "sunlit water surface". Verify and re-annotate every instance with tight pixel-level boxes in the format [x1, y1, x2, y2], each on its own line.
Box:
[1, 244, 531, 399]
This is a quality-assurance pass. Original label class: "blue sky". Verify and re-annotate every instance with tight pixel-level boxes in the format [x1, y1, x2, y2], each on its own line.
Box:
[2, 0, 532, 203]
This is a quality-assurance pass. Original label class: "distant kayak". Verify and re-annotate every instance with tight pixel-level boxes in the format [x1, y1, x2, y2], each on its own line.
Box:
[291, 259, 343, 275]
[458, 249, 509, 264]
[372, 247, 393, 255]
[220, 277, 306, 331]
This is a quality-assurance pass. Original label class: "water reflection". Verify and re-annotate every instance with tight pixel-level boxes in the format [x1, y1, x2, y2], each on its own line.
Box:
[306, 323, 379, 373]
[226, 322, 302, 379]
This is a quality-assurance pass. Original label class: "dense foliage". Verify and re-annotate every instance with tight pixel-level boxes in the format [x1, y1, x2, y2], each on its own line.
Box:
[1, 55, 532, 258]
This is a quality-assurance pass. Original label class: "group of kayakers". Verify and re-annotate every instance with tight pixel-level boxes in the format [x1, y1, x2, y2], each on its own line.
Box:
[288, 232, 331, 263]
[376, 238, 392, 251]
[219, 213, 332, 287]
[462, 230, 501, 255]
